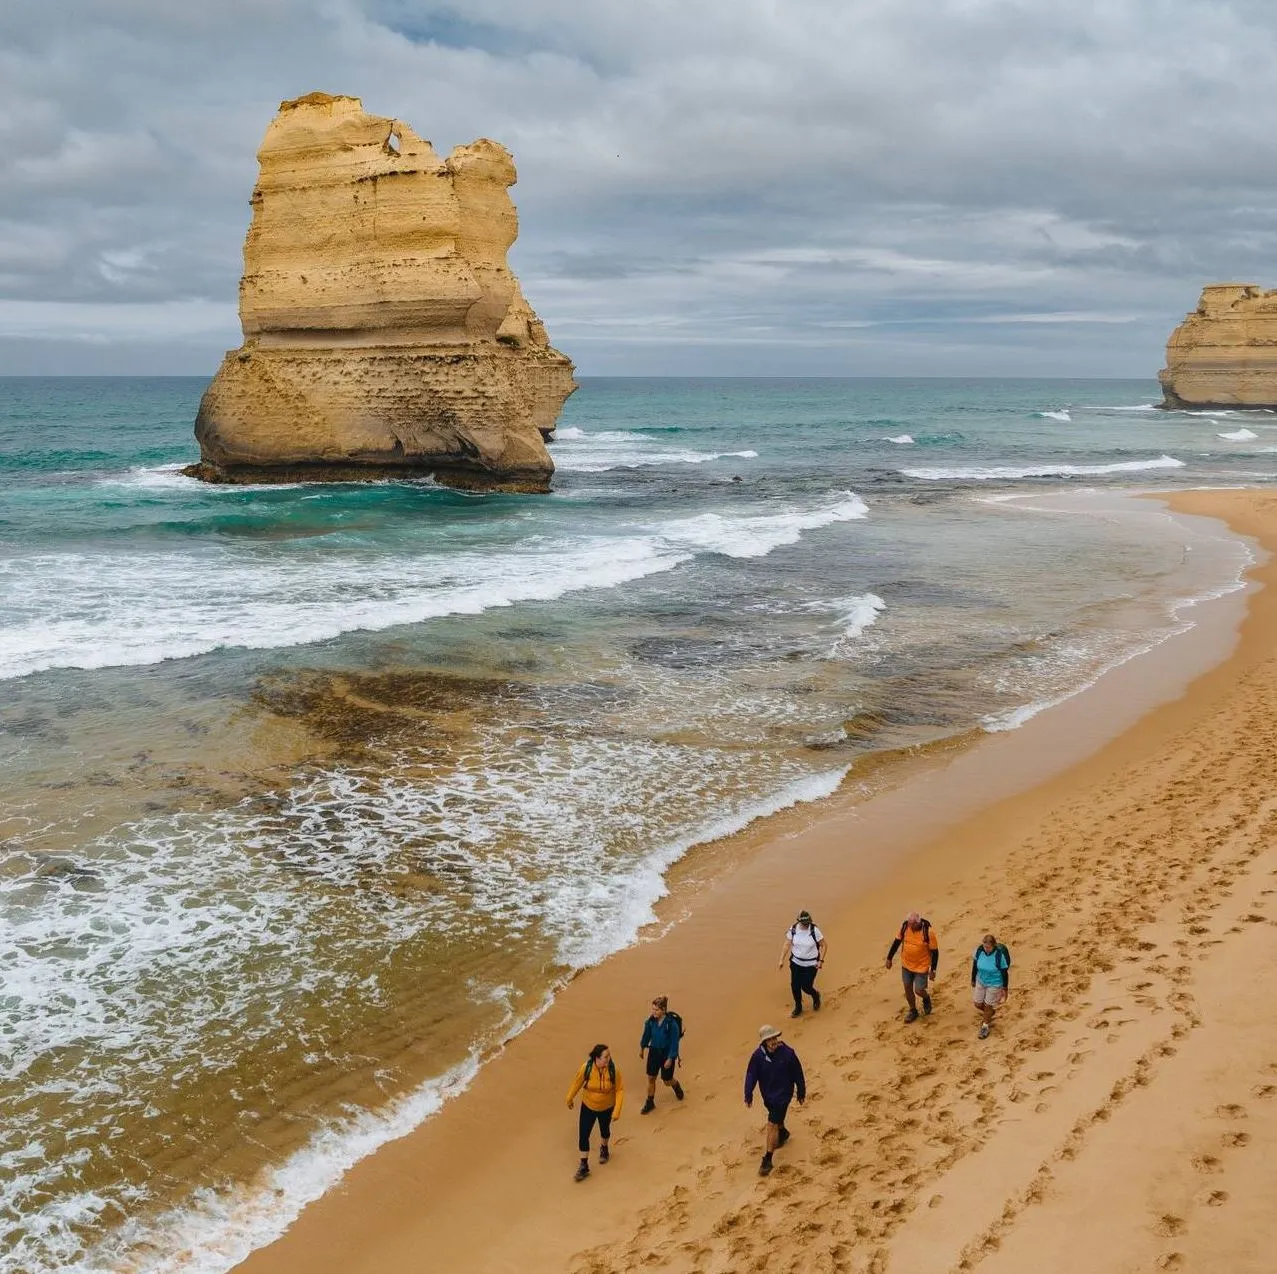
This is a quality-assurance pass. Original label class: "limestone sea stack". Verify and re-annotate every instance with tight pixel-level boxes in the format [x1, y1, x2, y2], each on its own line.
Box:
[188, 93, 576, 491]
[1159, 283, 1277, 410]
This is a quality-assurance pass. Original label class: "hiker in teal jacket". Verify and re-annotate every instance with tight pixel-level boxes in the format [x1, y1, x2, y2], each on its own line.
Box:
[970, 934, 1012, 1039]
[638, 996, 686, 1113]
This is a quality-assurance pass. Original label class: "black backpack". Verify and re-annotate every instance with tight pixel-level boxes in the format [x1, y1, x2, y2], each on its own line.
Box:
[899, 918, 931, 943]
[583, 1056, 617, 1086]
[789, 921, 821, 942]
[976, 943, 1011, 971]
[665, 1010, 686, 1040]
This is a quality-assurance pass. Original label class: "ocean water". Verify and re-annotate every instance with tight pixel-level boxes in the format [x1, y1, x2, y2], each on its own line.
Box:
[0, 376, 1267, 1271]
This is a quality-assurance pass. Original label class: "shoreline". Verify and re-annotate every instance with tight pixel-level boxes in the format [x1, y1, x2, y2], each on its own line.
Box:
[222, 487, 1275, 1274]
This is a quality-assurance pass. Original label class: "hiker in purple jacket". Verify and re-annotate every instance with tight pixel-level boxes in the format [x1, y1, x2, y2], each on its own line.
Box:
[743, 1024, 806, 1177]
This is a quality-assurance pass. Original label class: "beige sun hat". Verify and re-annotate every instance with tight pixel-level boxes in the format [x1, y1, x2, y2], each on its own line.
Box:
[758, 1024, 783, 1042]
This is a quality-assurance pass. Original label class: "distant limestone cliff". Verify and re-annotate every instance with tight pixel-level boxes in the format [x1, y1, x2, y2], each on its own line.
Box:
[1160, 284, 1277, 410]
[188, 93, 576, 491]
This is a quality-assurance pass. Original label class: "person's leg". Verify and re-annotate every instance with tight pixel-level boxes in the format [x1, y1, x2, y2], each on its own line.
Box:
[661, 1058, 684, 1099]
[642, 1049, 662, 1112]
[760, 1100, 790, 1173]
[902, 967, 919, 1017]
[789, 961, 804, 1015]
[597, 1106, 613, 1162]
[921, 975, 933, 1015]
[576, 1105, 598, 1179]
[798, 964, 819, 1007]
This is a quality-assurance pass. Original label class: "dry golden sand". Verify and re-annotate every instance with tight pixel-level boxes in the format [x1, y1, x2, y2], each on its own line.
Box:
[233, 489, 1277, 1274]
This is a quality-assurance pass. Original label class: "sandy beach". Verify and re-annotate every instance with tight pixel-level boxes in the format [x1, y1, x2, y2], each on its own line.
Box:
[228, 487, 1277, 1274]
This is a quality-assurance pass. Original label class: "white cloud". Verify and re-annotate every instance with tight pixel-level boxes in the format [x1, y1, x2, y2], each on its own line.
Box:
[0, 0, 1274, 373]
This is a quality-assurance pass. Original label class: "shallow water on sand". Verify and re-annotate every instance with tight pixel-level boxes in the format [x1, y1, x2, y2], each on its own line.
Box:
[0, 377, 1264, 1271]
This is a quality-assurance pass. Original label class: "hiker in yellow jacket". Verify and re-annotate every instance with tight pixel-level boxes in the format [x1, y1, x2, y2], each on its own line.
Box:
[566, 1043, 624, 1182]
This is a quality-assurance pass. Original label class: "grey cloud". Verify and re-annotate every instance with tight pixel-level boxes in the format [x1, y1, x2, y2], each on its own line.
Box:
[0, 0, 1275, 374]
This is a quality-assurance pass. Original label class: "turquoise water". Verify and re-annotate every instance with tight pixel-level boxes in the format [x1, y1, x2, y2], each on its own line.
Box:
[0, 376, 1266, 1272]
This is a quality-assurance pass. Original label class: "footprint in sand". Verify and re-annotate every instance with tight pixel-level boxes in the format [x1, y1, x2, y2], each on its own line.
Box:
[1156, 1214, 1186, 1237]
[1157, 1253, 1185, 1269]
[1221, 1131, 1251, 1148]
[1252, 1084, 1276, 1099]
[1215, 1103, 1247, 1120]
[1203, 1190, 1229, 1207]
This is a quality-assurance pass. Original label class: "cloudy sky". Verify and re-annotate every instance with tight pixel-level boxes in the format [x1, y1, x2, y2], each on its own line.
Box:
[2, 0, 1276, 377]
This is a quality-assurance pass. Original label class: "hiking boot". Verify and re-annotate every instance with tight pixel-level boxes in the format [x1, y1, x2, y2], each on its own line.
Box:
[904, 1008, 920, 1024]
[777, 1127, 791, 1148]
[759, 1154, 774, 1177]
[672, 1081, 685, 1101]
[599, 1144, 610, 1163]
[790, 1006, 803, 1019]
[640, 1097, 656, 1115]
[574, 1161, 590, 1182]
[978, 1023, 991, 1040]
[812, 990, 822, 1011]
[921, 994, 933, 1016]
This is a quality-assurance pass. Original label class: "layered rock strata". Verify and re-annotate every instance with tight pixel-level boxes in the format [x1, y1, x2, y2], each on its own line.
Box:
[1160, 283, 1277, 409]
[189, 93, 575, 491]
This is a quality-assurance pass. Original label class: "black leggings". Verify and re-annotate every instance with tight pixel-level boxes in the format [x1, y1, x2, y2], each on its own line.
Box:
[578, 1103, 615, 1153]
[790, 961, 818, 1007]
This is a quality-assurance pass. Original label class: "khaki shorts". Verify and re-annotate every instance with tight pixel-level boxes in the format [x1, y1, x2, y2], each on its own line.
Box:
[972, 984, 1006, 1008]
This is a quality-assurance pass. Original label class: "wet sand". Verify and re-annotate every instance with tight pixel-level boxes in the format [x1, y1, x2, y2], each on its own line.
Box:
[232, 489, 1277, 1274]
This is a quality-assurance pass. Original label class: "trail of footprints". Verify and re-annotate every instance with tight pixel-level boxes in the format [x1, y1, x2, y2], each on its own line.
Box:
[571, 682, 1277, 1274]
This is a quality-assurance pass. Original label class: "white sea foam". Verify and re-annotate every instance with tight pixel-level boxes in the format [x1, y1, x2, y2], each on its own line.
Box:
[822, 592, 886, 657]
[1097, 403, 1159, 412]
[98, 467, 314, 493]
[548, 426, 759, 471]
[555, 447, 758, 471]
[1217, 427, 1259, 441]
[99, 465, 198, 490]
[0, 492, 866, 680]
[981, 513, 1253, 732]
[550, 765, 847, 968]
[884, 434, 915, 445]
[658, 493, 867, 559]
[902, 455, 1185, 481]
[837, 593, 886, 640]
[1037, 410, 1071, 422]
[16, 757, 846, 1274]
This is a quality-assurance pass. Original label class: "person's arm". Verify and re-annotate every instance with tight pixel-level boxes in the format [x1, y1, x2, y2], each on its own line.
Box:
[816, 928, 828, 968]
[744, 1055, 759, 1105]
[639, 1018, 652, 1056]
[667, 1019, 680, 1062]
[566, 1063, 586, 1108]
[1001, 951, 1011, 991]
[929, 930, 940, 976]
[885, 934, 902, 967]
[778, 936, 792, 970]
[971, 954, 978, 987]
[613, 1066, 624, 1119]
[792, 1052, 807, 1104]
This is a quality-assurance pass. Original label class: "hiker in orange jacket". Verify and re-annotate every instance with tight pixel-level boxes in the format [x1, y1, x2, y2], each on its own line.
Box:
[885, 911, 939, 1023]
[566, 1044, 624, 1182]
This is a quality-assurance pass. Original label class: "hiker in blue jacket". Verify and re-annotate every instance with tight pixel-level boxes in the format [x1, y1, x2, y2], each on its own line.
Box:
[743, 1024, 806, 1177]
[639, 995, 686, 1112]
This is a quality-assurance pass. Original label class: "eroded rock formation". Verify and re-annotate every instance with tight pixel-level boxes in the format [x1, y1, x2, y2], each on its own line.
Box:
[1160, 284, 1277, 410]
[189, 93, 575, 491]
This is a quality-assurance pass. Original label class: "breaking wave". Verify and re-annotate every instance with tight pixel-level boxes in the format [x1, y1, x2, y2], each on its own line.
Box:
[902, 455, 1185, 481]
